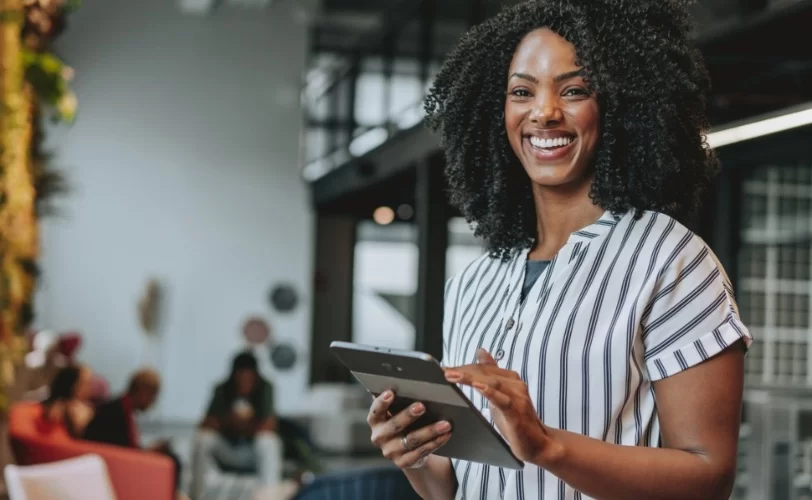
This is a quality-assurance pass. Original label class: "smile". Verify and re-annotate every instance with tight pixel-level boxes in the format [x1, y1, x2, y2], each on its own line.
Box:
[524, 134, 577, 161]
[528, 136, 574, 149]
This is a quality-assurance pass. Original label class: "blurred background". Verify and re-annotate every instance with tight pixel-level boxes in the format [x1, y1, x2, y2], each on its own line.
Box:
[1, 0, 812, 498]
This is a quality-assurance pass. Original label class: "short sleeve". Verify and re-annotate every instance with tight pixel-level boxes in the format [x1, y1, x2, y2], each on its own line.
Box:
[641, 240, 752, 381]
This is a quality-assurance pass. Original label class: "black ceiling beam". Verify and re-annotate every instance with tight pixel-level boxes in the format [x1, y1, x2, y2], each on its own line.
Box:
[697, 0, 812, 50]
[311, 124, 440, 208]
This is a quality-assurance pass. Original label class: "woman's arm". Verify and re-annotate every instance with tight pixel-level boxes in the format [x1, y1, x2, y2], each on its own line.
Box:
[536, 342, 744, 499]
[403, 455, 457, 500]
[451, 342, 745, 500]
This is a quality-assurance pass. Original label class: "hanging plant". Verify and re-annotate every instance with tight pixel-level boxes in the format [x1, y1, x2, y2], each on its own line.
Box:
[0, 0, 78, 411]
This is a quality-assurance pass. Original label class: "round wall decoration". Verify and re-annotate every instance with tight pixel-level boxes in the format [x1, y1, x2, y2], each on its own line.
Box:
[270, 343, 297, 371]
[269, 284, 298, 313]
[242, 317, 271, 345]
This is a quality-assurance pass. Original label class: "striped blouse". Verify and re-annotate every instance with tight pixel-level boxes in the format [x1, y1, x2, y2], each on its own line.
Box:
[442, 210, 752, 500]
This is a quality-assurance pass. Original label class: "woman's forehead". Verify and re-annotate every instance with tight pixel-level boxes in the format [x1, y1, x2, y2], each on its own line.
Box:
[509, 29, 580, 76]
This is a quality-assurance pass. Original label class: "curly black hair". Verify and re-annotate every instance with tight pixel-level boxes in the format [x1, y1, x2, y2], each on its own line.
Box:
[424, 0, 718, 260]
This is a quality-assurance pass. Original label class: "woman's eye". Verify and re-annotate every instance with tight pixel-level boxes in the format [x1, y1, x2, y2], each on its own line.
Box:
[510, 89, 531, 97]
[563, 87, 590, 97]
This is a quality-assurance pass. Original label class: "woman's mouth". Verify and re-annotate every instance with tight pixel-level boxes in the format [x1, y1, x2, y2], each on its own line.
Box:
[524, 134, 577, 162]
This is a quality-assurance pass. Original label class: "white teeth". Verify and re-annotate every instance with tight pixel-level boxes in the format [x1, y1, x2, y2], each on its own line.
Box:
[529, 136, 573, 149]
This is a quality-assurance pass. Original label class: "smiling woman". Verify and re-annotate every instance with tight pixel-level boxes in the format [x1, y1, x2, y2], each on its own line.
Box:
[424, 0, 717, 261]
[363, 1, 752, 500]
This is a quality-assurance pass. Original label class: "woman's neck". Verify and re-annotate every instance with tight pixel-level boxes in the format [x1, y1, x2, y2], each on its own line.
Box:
[529, 179, 604, 261]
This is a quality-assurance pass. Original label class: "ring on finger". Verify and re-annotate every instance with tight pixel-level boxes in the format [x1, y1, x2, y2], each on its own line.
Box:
[401, 435, 413, 451]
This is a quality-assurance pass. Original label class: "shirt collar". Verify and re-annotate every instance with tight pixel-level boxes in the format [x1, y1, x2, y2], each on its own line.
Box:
[510, 210, 625, 272]
[566, 210, 623, 245]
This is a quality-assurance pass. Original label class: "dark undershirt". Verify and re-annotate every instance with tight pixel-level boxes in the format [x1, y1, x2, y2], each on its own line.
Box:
[521, 260, 551, 302]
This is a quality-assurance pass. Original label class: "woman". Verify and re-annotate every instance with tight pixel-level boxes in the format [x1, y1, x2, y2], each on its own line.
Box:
[41, 364, 94, 438]
[366, 1, 751, 499]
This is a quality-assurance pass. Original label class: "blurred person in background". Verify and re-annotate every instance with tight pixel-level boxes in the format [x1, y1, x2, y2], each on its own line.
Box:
[190, 351, 282, 498]
[39, 364, 94, 438]
[83, 369, 184, 496]
[25, 330, 110, 403]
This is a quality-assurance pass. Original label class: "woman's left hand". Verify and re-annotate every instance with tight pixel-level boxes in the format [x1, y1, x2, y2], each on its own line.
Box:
[445, 349, 552, 464]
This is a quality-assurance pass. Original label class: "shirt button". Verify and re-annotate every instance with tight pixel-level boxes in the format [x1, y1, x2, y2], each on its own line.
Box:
[506, 318, 515, 331]
[495, 349, 505, 361]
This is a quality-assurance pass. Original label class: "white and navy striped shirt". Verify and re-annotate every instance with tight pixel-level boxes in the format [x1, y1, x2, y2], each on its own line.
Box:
[442, 210, 752, 500]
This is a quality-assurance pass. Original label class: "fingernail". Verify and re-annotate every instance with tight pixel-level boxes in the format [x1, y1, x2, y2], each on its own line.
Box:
[383, 391, 393, 401]
[436, 421, 451, 432]
[411, 403, 425, 415]
[445, 371, 461, 380]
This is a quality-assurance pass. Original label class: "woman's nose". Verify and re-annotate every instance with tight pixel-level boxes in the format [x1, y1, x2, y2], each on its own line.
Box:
[529, 97, 563, 125]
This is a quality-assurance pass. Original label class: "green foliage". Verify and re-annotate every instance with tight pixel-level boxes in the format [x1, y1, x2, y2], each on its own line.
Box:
[22, 50, 76, 122]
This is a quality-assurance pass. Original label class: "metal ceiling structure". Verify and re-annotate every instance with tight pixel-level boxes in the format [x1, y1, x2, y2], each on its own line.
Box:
[305, 0, 812, 214]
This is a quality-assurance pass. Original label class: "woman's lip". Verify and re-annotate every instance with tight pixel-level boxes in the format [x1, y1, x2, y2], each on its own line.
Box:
[524, 136, 577, 162]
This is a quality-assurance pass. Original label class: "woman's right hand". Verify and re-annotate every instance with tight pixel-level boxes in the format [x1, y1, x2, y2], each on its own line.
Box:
[367, 390, 453, 469]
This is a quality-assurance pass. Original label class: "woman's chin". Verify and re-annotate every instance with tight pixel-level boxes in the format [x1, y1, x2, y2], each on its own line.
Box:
[526, 167, 577, 186]
[525, 169, 593, 193]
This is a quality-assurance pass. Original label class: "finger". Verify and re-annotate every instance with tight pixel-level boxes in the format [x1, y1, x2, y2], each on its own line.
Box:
[382, 402, 425, 439]
[444, 368, 474, 385]
[476, 348, 498, 365]
[402, 420, 452, 452]
[474, 382, 513, 409]
[395, 432, 453, 469]
[367, 390, 394, 426]
[381, 420, 451, 460]
[446, 368, 499, 390]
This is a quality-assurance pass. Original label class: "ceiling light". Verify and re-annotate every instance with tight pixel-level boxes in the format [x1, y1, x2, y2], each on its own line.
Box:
[373, 206, 395, 225]
[396, 104, 425, 130]
[349, 127, 388, 157]
[302, 159, 331, 182]
[707, 102, 812, 148]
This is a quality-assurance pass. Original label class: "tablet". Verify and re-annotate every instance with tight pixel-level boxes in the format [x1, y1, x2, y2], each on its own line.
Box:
[330, 341, 523, 470]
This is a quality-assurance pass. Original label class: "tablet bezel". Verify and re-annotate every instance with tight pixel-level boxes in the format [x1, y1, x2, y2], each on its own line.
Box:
[329, 340, 524, 470]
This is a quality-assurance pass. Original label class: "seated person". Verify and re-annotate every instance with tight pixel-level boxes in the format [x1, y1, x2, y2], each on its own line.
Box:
[83, 369, 183, 494]
[40, 364, 94, 438]
[190, 351, 282, 498]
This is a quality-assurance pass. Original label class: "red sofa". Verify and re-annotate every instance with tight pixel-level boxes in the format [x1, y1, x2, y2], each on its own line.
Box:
[8, 402, 175, 500]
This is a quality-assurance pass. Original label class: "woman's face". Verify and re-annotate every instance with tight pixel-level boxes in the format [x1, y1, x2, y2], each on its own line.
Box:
[505, 28, 600, 191]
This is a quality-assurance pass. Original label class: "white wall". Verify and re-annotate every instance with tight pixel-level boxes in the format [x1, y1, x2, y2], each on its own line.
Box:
[37, 0, 314, 422]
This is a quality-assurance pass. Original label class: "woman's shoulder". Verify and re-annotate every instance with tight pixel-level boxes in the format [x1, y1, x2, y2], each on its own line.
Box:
[624, 210, 723, 276]
[445, 249, 518, 293]
[620, 210, 707, 249]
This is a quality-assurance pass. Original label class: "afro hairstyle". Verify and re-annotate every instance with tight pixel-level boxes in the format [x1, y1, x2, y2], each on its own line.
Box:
[424, 0, 718, 259]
